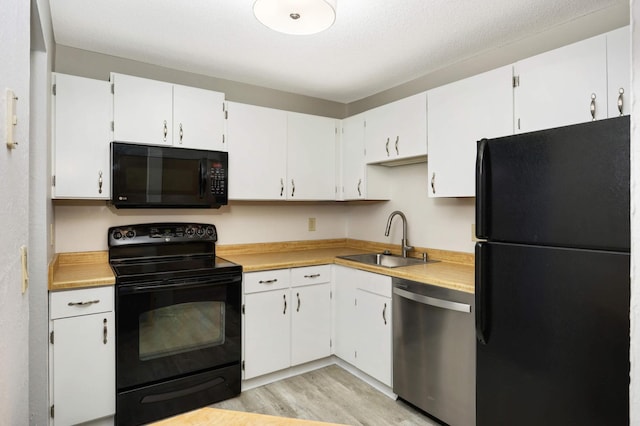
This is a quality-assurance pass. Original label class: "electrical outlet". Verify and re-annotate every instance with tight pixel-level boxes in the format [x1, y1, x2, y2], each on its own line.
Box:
[308, 217, 316, 232]
[20, 245, 28, 294]
[471, 224, 477, 242]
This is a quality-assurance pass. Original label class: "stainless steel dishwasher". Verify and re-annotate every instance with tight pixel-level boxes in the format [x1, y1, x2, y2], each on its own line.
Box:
[392, 278, 475, 426]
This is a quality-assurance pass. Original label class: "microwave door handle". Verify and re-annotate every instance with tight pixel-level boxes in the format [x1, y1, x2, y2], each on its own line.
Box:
[199, 161, 206, 199]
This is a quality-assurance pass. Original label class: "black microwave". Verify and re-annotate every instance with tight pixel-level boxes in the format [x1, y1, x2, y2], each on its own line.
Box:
[111, 142, 228, 208]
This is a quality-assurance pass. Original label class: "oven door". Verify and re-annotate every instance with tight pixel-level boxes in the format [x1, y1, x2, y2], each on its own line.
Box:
[116, 271, 241, 390]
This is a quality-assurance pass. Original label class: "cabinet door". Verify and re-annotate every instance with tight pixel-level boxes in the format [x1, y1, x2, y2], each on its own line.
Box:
[332, 266, 359, 364]
[226, 102, 288, 200]
[52, 73, 111, 199]
[243, 290, 290, 379]
[389, 92, 427, 160]
[364, 102, 394, 163]
[341, 113, 366, 200]
[291, 283, 331, 365]
[428, 65, 513, 198]
[364, 92, 427, 164]
[287, 112, 337, 200]
[606, 26, 630, 117]
[112, 73, 173, 145]
[52, 312, 115, 426]
[514, 35, 607, 133]
[173, 84, 226, 150]
[356, 289, 392, 386]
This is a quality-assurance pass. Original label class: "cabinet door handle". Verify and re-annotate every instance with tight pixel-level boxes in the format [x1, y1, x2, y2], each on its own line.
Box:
[163, 120, 168, 141]
[385, 138, 390, 156]
[296, 292, 301, 312]
[179, 123, 184, 143]
[304, 274, 321, 279]
[258, 279, 278, 284]
[357, 178, 362, 196]
[590, 93, 597, 121]
[431, 172, 436, 194]
[382, 302, 387, 325]
[291, 179, 295, 197]
[618, 88, 624, 116]
[98, 171, 103, 194]
[280, 178, 284, 197]
[103, 318, 108, 344]
[68, 299, 100, 307]
[283, 294, 287, 315]
[395, 136, 399, 155]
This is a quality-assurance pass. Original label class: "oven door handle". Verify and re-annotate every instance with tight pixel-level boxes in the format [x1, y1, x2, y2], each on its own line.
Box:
[119, 275, 241, 294]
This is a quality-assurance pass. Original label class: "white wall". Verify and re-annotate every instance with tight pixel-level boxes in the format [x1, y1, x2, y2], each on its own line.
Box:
[54, 202, 348, 252]
[0, 0, 31, 423]
[346, 163, 476, 253]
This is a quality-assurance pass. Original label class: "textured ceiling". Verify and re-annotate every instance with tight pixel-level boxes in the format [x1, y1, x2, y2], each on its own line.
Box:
[49, 0, 626, 103]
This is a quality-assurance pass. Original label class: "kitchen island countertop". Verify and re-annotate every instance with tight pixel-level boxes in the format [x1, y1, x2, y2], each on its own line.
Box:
[150, 407, 347, 425]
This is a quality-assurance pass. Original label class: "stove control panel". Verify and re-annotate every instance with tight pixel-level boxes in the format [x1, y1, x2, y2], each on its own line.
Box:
[108, 223, 218, 246]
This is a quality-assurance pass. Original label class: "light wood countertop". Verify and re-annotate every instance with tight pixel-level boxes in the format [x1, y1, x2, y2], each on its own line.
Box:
[49, 239, 474, 294]
[48, 251, 115, 291]
[150, 407, 347, 425]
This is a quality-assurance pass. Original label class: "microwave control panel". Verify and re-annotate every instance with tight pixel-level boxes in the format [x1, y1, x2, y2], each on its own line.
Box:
[210, 162, 226, 196]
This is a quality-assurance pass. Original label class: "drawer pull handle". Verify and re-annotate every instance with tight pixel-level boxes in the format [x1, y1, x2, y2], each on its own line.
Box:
[297, 292, 301, 312]
[590, 93, 597, 121]
[303, 274, 321, 279]
[283, 294, 287, 315]
[68, 299, 100, 307]
[103, 318, 108, 344]
[258, 279, 278, 284]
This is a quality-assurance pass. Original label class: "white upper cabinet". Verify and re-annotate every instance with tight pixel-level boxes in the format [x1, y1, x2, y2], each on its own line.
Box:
[226, 102, 288, 200]
[513, 34, 608, 133]
[52, 73, 112, 199]
[111, 73, 226, 149]
[173, 83, 226, 150]
[112, 73, 173, 145]
[364, 92, 427, 165]
[227, 102, 337, 201]
[606, 26, 630, 117]
[427, 65, 513, 198]
[287, 112, 337, 200]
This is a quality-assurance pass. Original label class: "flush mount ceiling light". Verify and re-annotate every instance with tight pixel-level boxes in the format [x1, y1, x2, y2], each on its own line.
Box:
[253, 0, 337, 35]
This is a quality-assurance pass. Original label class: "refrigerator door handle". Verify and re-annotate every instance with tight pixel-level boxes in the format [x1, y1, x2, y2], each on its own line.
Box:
[475, 242, 489, 344]
[476, 138, 489, 239]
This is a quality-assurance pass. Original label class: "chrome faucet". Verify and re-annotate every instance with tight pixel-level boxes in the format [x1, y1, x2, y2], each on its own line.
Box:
[384, 210, 413, 258]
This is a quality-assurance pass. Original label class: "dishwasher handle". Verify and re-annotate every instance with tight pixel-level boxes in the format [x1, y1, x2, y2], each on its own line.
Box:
[393, 287, 471, 313]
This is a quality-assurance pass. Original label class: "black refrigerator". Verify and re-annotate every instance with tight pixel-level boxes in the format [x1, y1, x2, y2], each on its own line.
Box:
[475, 116, 630, 425]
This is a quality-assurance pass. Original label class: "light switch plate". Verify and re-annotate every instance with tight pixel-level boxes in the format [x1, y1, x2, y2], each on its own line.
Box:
[308, 217, 316, 232]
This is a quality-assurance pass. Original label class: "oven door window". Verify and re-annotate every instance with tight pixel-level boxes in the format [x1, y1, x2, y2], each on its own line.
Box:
[139, 301, 225, 361]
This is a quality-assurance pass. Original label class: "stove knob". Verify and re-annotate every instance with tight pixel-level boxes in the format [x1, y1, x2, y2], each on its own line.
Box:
[186, 227, 195, 237]
[113, 231, 123, 240]
[196, 227, 205, 237]
[125, 230, 136, 239]
[206, 226, 215, 237]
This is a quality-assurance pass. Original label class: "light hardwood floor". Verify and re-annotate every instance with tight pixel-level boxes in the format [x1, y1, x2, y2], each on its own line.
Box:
[210, 365, 441, 425]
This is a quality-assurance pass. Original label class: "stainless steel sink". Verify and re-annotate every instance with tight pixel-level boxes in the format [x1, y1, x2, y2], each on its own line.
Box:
[337, 253, 439, 268]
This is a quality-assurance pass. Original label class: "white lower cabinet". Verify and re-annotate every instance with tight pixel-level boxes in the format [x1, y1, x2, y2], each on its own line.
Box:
[49, 286, 115, 426]
[333, 265, 393, 386]
[243, 265, 332, 380]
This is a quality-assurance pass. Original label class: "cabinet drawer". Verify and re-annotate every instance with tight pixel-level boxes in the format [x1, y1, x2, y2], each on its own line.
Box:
[290, 265, 331, 287]
[50, 286, 114, 319]
[356, 272, 392, 298]
[244, 269, 290, 294]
